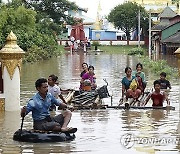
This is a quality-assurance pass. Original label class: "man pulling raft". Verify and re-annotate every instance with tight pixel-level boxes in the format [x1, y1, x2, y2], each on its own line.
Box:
[13, 78, 77, 143]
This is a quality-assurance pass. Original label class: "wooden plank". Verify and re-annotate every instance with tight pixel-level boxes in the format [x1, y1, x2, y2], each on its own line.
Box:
[107, 105, 175, 110]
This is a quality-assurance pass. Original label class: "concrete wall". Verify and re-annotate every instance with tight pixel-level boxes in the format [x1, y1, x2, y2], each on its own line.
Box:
[58, 40, 145, 46]
[92, 30, 117, 40]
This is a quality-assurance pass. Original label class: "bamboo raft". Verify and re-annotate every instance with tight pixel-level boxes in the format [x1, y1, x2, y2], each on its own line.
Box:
[64, 81, 175, 110]
[107, 105, 175, 110]
[65, 89, 175, 110]
[65, 83, 110, 109]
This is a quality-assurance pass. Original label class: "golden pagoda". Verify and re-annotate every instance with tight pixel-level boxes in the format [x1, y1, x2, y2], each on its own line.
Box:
[94, 0, 102, 30]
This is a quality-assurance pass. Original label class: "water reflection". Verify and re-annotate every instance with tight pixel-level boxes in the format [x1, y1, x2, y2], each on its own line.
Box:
[0, 52, 179, 153]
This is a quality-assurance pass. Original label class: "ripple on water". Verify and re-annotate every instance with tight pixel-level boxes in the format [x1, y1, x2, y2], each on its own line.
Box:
[1, 54, 180, 153]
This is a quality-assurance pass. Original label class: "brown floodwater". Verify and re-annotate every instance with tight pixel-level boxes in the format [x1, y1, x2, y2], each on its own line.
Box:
[0, 52, 180, 153]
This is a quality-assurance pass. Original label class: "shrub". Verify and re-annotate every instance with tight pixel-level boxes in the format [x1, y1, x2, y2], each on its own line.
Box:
[23, 45, 48, 63]
[92, 41, 100, 46]
[141, 57, 179, 79]
[128, 47, 144, 55]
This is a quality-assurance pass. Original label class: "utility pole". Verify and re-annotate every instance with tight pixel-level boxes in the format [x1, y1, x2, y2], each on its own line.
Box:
[138, 10, 141, 48]
[148, 10, 151, 59]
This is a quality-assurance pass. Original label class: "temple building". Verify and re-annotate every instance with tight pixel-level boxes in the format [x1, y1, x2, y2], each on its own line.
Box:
[128, 0, 179, 22]
[151, 6, 180, 56]
[128, 0, 179, 56]
[66, 1, 117, 41]
[91, 0, 117, 40]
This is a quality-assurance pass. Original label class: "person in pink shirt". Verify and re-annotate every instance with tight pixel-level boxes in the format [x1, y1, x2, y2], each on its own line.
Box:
[80, 65, 97, 91]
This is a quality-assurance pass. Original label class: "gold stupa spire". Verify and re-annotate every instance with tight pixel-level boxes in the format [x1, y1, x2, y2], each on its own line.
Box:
[0, 31, 25, 79]
[94, 0, 102, 30]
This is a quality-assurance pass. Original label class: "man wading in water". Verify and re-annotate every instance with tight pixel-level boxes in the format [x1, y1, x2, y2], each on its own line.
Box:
[21, 78, 77, 133]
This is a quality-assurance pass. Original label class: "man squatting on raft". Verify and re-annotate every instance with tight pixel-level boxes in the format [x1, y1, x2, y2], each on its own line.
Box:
[21, 78, 76, 133]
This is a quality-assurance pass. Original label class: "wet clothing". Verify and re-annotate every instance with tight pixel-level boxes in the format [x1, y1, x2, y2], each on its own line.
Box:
[80, 70, 87, 77]
[26, 92, 61, 121]
[48, 84, 61, 99]
[150, 92, 165, 107]
[122, 76, 135, 90]
[81, 73, 96, 90]
[158, 79, 171, 89]
[33, 114, 64, 131]
[82, 73, 95, 83]
[132, 71, 145, 82]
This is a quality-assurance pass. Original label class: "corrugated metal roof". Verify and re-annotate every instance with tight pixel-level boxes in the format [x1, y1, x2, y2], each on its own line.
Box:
[151, 24, 168, 31]
[163, 21, 180, 30]
[151, 7, 177, 31]
[162, 31, 180, 43]
[158, 6, 177, 19]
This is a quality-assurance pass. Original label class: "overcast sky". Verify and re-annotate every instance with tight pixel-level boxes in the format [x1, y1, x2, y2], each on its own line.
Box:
[69, 0, 125, 19]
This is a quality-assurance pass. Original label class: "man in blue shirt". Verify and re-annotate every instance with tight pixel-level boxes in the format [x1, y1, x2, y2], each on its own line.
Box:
[21, 78, 76, 133]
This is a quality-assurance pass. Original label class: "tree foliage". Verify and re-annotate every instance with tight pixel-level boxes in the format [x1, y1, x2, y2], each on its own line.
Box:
[0, 0, 78, 62]
[0, 1, 57, 62]
[23, 0, 78, 34]
[108, 2, 149, 40]
[172, 0, 179, 9]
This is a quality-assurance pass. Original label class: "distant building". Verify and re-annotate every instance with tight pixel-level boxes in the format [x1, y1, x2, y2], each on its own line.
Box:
[128, 0, 179, 22]
[66, 2, 118, 41]
[161, 17, 180, 54]
[92, 30, 117, 40]
[151, 6, 180, 55]
[91, 0, 117, 40]
[66, 7, 95, 39]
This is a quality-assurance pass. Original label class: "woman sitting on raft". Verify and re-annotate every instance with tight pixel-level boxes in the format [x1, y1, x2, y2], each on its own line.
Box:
[80, 65, 97, 91]
[119, 67, 142, 105]
[80, 62, 89, 77]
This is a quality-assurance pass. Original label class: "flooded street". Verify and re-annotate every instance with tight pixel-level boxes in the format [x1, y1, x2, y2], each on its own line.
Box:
[0, 52, 180, 153]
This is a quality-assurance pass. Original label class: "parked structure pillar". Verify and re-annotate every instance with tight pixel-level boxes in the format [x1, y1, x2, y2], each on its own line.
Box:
[0, 31, 25, 111]
[175, 48, 180, 76]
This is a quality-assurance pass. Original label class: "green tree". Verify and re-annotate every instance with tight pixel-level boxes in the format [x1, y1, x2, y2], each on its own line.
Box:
[108, 2, 148, 44]
[23, 0, 78, 34]
[0, 4, 37, 49]
[0, 0, 80, 62]
[172, 0, 179, 10]
[0, 3, 57, 58]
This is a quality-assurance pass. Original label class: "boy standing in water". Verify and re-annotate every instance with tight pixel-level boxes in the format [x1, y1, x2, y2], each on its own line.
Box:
[143, 80, 170, 107]
[158, 72, 171, 89]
